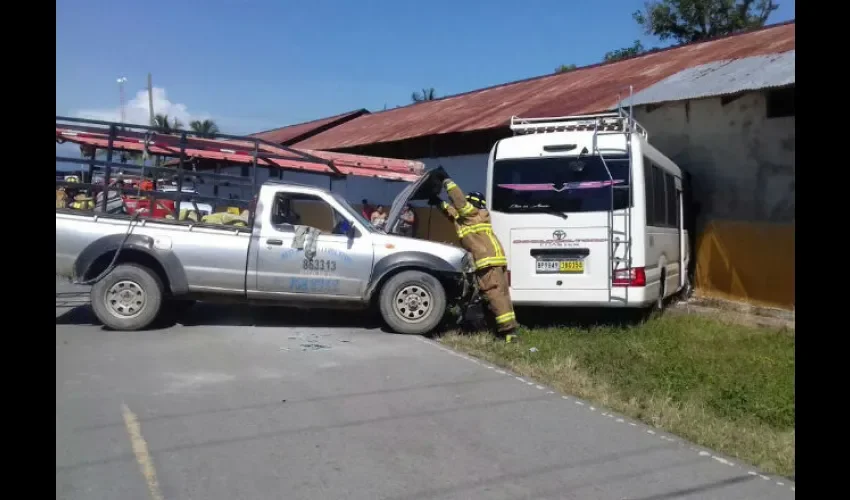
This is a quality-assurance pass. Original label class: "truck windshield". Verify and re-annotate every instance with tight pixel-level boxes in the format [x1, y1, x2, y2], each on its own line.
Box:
[330, 193, 374, 232]
[491, 155, 631, 214]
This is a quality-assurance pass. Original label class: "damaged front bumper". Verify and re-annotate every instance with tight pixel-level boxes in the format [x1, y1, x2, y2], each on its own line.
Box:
[454, 255, 484, 326]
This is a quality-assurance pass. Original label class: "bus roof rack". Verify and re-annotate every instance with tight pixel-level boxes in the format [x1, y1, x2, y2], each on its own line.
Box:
[509, 112, 648, 140]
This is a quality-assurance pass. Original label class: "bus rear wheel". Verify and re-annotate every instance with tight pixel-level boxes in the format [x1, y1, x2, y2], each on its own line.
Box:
[648, 270, 666, 318]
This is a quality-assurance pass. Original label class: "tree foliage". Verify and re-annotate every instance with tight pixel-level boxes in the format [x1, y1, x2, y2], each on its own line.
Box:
[411, 88, 437, 103]
[633, 0, 779, 43]
[554, 64, 577, 74]
[604, 40, 646, 62]
[189, 119, 220, 138]
[151, 114, 183, 134]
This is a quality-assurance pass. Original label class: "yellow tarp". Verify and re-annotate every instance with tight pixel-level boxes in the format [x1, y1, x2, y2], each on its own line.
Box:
[695, 220, 795, 309]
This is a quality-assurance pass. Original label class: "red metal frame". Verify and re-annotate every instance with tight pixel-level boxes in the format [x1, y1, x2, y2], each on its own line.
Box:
[56, 124, 424, 182]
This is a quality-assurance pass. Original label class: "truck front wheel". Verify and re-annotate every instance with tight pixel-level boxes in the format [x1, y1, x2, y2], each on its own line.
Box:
[379, 270, 446, 335]
[90, 263, 164, 331]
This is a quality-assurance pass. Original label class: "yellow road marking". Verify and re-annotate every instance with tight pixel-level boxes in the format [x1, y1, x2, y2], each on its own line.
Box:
[121, 403, 165, 500]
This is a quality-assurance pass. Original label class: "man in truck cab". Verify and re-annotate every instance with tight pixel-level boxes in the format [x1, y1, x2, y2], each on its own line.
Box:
[429, 170, 519, 343]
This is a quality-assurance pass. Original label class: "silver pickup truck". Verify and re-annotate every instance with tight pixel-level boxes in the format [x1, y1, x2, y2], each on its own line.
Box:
[56, 177, 473, 334]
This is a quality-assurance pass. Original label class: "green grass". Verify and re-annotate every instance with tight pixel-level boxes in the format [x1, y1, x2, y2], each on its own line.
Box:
[441, 314, 795, 477]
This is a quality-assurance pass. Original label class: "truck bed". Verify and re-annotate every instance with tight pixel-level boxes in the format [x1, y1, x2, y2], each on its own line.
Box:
[56, 211, 251, 294]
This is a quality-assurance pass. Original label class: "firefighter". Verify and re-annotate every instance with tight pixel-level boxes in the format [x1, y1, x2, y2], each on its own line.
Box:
[64, 176, 95, 210]
[429, 171, 519, 342]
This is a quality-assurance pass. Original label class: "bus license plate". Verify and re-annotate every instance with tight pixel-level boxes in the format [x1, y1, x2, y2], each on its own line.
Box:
[536, 260, 584, 274]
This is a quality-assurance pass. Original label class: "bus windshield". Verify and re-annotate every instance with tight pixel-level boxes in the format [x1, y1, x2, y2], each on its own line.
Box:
[491, 155, 631, 214]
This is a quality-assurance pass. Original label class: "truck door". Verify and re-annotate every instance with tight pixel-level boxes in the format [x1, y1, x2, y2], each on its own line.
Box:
[253, 192, 373, 298]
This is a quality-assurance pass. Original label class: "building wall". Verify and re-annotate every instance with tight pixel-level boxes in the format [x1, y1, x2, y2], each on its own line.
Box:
[191, 154, 489, 205]
[635, 91, 795, 309]
[187, 158, 483, 245]
[415, 154, 489, 194]
[192, 165, 409, 208]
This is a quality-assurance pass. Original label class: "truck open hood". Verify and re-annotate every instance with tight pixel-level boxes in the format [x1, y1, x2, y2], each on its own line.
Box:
[385, 168, 445, 234]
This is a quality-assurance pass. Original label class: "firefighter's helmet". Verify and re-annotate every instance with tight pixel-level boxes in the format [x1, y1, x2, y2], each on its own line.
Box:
[465, 191, 486, 209]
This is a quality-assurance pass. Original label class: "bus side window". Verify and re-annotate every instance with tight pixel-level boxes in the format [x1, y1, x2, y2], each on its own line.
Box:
[664, 172, 678, 227]
[644, 157, 654, 225]
[652, 165, 667, 227]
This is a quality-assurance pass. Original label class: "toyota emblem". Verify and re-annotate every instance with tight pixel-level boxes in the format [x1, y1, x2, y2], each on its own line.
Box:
[552, 230, 566, 241]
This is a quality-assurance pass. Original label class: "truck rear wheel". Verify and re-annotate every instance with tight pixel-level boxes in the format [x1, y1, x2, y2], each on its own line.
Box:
[379, 270, 446, 335]
[90, 263, 164, 331]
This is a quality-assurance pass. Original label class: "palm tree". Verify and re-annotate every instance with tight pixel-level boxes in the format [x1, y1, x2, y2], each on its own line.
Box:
[411, 88, 437, 103]
[189, 119, 220, 138]
[149, 114, 184, 168]
[151, 114, 183, 134]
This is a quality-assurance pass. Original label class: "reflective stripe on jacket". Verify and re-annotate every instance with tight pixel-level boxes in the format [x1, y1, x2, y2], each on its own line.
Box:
[69, 197, 95, 210]
[438, 179, 507, 270]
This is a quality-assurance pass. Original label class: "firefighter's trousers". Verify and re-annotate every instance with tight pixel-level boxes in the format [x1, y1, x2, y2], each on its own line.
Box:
[476, 265, 518, 333]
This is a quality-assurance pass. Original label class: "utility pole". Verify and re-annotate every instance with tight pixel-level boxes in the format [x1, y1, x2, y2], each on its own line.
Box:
[147, 73, 155, 125]
[117, 77, 127, 123]
[146, 73, 156, 170]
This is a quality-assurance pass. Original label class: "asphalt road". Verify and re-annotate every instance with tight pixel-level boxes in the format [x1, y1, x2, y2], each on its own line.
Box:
[56, 282, 795, 500]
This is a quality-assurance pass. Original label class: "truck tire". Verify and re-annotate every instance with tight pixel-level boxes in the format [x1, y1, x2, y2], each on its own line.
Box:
[90, 263, 164, 331]
[379, 270, 446, 335]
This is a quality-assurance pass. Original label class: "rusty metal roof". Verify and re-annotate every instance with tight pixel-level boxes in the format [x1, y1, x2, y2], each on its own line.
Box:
[618, 50, 794, 107]
[251, 109, 369, 145]
[297, 21, 794, 151]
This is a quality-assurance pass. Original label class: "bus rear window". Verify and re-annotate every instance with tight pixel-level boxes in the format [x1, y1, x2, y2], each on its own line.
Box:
[491, 155, 631, 214]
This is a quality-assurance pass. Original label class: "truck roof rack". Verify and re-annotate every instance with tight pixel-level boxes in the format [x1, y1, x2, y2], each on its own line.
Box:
[509, 112, 648, 140]
[56, 116, 424, 182]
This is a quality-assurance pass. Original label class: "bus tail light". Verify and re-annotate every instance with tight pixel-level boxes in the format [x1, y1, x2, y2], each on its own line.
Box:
[613, 267, 646, 287]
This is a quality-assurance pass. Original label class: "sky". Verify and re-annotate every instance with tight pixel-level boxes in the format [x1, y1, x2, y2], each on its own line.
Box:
[56, 0, 796, 136]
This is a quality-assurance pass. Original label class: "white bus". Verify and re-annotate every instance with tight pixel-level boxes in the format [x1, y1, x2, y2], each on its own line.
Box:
[486, 111, 690, 311]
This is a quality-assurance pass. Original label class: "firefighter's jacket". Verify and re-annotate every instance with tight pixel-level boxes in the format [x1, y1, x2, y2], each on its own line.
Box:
[437, 178, 507, 271]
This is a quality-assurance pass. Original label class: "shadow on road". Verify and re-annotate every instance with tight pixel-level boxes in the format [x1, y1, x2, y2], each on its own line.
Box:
[56, 302, 647, 333]
[516, 306, 649, 329]
[55, 303, 385, 331]
[453, 304, 648, 335]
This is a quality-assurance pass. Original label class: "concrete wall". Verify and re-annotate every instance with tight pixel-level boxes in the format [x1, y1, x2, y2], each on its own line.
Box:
[635, 91, 795, 309]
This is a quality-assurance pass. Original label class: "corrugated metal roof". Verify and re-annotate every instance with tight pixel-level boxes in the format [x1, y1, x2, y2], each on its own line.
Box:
[617, 50, 794, 108]
[251, 109, 369, 145]
[297, 21, 795, 151]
